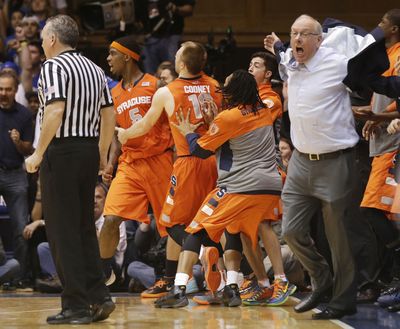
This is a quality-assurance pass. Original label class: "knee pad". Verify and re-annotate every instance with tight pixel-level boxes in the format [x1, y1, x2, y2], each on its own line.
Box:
[224, 231, 243, 253]
[182, 231, 203, 254]
[166, 224, 187, 246]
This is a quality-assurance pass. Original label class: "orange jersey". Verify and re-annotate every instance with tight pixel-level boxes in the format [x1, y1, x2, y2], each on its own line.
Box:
[112, 74, 173, 161]
[258, 83, 282, 123]
[166, 74, 222, 156]
[197, 105, 282, 194]
[383, 42, 400, 77]
[361, 150, 398, 213]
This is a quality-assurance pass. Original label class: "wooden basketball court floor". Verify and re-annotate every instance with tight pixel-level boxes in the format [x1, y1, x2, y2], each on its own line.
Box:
[1, 293, 399, 329]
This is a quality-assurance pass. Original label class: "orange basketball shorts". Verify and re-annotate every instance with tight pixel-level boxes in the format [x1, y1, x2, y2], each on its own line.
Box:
[104, 150, 173, 236]
[186, 187, 281, 249]
[159, 155, 217, 228]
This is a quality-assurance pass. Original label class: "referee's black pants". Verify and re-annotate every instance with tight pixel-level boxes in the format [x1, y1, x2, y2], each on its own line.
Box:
[40, 137, 109, 311]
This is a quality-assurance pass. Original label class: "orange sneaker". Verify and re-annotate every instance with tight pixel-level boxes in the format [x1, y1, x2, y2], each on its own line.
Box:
[204, 247, 221, 292]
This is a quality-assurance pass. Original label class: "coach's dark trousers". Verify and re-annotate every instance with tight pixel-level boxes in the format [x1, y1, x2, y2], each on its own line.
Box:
[40, 137, 109, 311]
[282, 149, 358, 312]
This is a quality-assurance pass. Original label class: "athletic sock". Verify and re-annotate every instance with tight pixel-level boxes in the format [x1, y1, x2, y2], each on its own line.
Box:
[274, 274, 288, 282]
[258, 278, 271, 288]
[174, 273, 190, 286]
[226, 270, 239, 286]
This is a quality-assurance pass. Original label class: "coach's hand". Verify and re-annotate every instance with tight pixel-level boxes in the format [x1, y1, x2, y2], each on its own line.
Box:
[25, 152, 42, 173]
[264, 32, 280, 54]
[115, 127, 129, 145]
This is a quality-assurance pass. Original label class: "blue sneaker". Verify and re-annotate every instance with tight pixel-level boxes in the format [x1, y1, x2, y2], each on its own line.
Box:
[377, 287, 400, 308]
[186, 278, 200, 294]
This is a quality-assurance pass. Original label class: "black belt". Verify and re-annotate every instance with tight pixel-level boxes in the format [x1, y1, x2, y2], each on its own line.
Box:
[50, 137, 99, 145]
[298, 147, 353, 161]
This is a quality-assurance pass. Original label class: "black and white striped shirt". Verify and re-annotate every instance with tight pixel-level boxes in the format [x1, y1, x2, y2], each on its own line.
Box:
[38, 50, 113, 138]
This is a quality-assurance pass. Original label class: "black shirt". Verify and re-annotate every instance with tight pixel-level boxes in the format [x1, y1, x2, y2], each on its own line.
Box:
[0, 102, 33, 169]
[0, 238, 6, 266]
[136, 0, 195, 37]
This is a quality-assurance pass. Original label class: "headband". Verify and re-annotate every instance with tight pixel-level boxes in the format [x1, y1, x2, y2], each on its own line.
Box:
[111, 41, 140, 61]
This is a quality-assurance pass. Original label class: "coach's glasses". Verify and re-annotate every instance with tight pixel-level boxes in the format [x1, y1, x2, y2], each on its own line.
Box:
[290, 31, 320, 39]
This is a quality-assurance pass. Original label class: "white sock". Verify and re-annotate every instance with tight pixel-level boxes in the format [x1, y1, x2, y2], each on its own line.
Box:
[174, 273, 190, 286]
[217, 274, 226, 291]
[226, 270, 239, 286]
[258, 278, 270, 288]
[274, 274, 287, 282]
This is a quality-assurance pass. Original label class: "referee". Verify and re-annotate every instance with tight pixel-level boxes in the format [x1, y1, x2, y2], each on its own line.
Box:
[25, 15, 116, 325]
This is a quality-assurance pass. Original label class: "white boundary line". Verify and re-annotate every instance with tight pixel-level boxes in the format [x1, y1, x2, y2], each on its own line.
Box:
[290, 296, 355, 329]
[0, 308, 59, 315]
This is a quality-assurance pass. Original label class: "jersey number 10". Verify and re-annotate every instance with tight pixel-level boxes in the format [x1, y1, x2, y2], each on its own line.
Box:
[188, 93, 214, 120]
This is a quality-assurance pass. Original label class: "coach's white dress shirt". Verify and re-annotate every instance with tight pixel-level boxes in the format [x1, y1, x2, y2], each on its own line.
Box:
[287, 46, 359, 154]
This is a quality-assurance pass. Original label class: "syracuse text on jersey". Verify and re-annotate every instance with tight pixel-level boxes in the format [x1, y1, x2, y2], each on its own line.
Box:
[116, 96, 152, 114]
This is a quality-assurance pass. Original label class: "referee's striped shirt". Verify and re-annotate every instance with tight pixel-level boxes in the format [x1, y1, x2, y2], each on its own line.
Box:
[37, 50, 113, 138]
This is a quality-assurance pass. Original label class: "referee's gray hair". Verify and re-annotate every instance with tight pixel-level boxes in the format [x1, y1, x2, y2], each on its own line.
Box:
[46, 15, 79, 48]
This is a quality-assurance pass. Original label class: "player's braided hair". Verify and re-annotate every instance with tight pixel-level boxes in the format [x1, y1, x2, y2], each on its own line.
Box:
[220, 69, 265, 115]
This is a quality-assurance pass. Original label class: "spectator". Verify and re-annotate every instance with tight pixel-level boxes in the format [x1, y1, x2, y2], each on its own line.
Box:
[50, 0, 68, 15]
[159, 63, 178, 86]
[0, 61, 28, 107]
[6, 9, 24, 38]
[136, 0, 195, 74]
[3, 22, 36, 104]
[30, 0, 51, 29]
[21, 16, 40, 41]
[25, 91, 39, 117]
[155, 60, 173, 78]
[126, 220, 167, 292]
[279, 138, 293, 171]
[27, 40, 45, 91]
[0, 236, 20, 285]
[0, 70, 33, 286]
